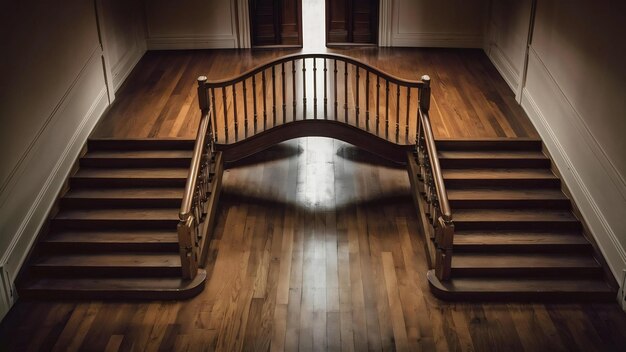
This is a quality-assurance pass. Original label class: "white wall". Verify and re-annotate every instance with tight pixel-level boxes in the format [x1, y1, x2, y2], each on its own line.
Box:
[0, 0, 146, 320]
[381, 0, 488, 47]
[484, 0, 533, 100]
[145, 0, 241, 49]
[520, 0, 626, 285]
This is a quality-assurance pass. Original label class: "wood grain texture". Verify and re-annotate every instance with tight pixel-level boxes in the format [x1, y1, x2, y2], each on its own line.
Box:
[1, 49, 623, 350]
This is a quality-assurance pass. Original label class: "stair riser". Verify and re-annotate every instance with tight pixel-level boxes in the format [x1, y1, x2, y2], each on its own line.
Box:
[440, 159, 551, 169]
[51, 219, 179, 230]
[17, 286, 204, 300]
[454, 221, 582, 231]
[453, 244, 592, 254]
[436, 140, 543, 151]
[449, 199, 570, 209]
[80, 158, 191, 168]
[88, 140, 194, 151]
[39, 242, 179, 253]
[29, 266, 182, 278]
[60, 198, 182, 208]
[444, 179, 560, 188]
[70, 178, 186, 188]
[451, 267, 603, 278]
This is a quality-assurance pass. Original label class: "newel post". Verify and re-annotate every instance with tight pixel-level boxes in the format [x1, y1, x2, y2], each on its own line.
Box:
[419, 75, 431, 112]
[197, 76, 209, 113]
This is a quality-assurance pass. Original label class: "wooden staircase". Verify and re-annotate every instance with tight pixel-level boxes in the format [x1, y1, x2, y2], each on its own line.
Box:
[17, 139, 207, 299]
[419, 139, 617, 301]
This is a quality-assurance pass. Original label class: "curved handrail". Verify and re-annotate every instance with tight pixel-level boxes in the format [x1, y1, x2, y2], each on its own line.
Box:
[204, 52, 424, 88]
[419, 109, 452, 221]
[179, 109, 210, 222]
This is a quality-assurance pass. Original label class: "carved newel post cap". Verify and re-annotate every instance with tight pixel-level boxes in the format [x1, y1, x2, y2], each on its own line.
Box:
[421, 75, 431, 84]
[197, 76, 208, 84]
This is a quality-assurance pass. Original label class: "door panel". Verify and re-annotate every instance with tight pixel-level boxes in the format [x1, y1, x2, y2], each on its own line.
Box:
[250, 0, 302, 47]
[326, 0, 378, 45]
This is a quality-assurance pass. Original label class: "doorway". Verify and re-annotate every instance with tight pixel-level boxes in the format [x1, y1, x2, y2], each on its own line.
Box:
[326, 0, 378, 46]
[249, 0, 303, 47]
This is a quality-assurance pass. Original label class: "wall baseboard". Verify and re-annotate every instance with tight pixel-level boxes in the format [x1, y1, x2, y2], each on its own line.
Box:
[521, 49, 626, 286]
[390, 33, 483, 48]
[0, 54, 109, 320]
[485, 44, 520, 95]
[147, 36, 238, 50]
[112, 44, 145, 92]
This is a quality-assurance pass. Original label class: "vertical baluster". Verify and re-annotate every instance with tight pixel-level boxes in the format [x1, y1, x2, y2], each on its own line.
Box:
[292, 61, 297, 121]
[405, 87, 410, 143]
[262, 70, 267, 130]
[323, 58, 328, 119]
[222, 86, 228, 143]
[385, 79, 390, 139]
[272, 65, 277, 126]
[302, 59, 307, 116]
[313, 58, 317, 119]
[211, 88, 217, 142]
[344, 61, 348, 123]
[252, 74, 258, 133]
[365, 71, 370, 131]
[355, 66, 360, 127]
[243, 80, 248, 139]
[376, 76, 380, 134]
[282, 63, 286, 124]
[233, 83, 238, 141]
[396, 84, 400, 142]
[334, 59, 338, 120]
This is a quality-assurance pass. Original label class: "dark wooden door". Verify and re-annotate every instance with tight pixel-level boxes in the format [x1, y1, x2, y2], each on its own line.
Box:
[326, 0, 378, 45]
[249, 0, 302, 47]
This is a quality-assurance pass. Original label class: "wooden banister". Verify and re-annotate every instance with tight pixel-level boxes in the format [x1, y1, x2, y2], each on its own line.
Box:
[415, 75, 454, 281]
[177, 76, 216, 280]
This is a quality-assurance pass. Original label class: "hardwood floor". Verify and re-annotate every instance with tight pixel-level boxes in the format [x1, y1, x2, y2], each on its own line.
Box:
[92, 48, 538, 140]
[1, 48, 624, 350]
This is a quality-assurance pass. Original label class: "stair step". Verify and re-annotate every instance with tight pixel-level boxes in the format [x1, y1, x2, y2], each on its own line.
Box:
[427, 271, 615, 301]
[62, 187, 183, 207]
[30, 253, 182, 277]
[447, 188, 569, 208]
[439, 150, 550, 168]
[88, 138, 194, 151]
[436, 139, 542, 151]
[17, 270, 206, 300]
[443, 168, 560, 188]
[71, 167, 188, 187]
[451, 253, 602, 277]
[52, 207, 179, 229]
[81, 150, 192, 167]
[42, 230, 179, 252]
[453, 231, 590, 252]
[453, 208, 580, 231]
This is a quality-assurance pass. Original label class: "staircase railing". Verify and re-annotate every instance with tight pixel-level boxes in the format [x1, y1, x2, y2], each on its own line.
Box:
[177, 77, 215, 280]
[203, 53, 423, 146]
[415, 76, 455, 281]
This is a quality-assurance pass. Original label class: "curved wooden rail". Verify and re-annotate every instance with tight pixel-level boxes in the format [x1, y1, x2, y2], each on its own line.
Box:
[215, 119, 414, 164]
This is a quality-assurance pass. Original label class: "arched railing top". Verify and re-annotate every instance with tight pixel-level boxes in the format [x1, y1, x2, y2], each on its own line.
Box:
[204, 53, 426, 89]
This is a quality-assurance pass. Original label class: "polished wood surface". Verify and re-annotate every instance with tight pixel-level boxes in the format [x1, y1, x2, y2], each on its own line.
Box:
[2, 49, 624, 350]
[92, 48, 539, 140]
[3, 138, 626, 351]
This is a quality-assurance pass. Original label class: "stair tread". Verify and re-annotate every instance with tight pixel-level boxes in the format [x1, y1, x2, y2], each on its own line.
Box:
[452, 253, 600, 268]
[55, 207, 179, 221]
[20, 275, 202, 291]
[44, 230, 178, 244]
[447, 188, 566, 200]
[443, 168, 557, 179]
[454, 231, 588, 246]
[454, 208, 578, 222]
[431, 275, 613, 293]
[64, 187, 183, 200]
[73, 168, 188, 179]
[33, 253, 181, 268]
[83, 150, 192, 159]
[439, 150, 547, 159]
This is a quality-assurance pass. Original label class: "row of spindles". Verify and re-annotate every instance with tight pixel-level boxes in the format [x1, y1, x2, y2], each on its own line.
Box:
[208, 58, 419, 145]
